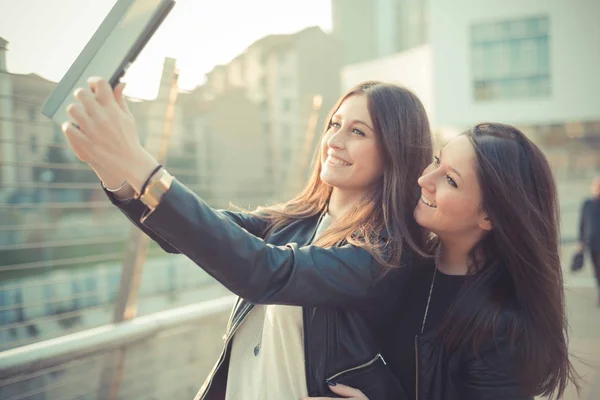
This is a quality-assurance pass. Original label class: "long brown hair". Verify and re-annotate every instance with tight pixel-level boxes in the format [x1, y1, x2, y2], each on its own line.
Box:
[439, 123, 578, 398]
[256, 81, 432, 267]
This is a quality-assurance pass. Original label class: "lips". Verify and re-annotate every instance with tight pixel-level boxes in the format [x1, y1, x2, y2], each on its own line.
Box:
[420, 194, 437, 208]
[326, 155, 351, 166]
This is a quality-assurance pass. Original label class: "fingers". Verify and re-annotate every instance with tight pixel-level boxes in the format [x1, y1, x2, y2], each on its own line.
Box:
[60, 121, 92, 163]
[87, 76, 114, 106]
[66, 103, 93, 134]
[73, 88, 101, 119]
[302, 384, 367, 400]
[328, 383, 367, 399]
[113, 82, 130, 113]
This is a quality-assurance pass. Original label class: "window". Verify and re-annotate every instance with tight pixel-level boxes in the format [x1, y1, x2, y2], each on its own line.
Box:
[28, 107, 37, 121]
[53, 126, 62, 143]
[30, 135, 38, 153]
[281, 98, 292, 112]
[471, 16, 551, 101]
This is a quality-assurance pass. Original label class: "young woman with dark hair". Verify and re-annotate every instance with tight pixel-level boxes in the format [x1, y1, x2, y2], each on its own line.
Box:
[311, 122, 579, 400]
[60, 78, 433, 399]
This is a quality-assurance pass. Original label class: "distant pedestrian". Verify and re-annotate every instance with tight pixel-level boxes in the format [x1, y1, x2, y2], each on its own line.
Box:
[579, 177, 600, 304]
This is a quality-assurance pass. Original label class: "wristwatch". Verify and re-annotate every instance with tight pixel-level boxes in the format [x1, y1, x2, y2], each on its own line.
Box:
[139, 168, 174, 211]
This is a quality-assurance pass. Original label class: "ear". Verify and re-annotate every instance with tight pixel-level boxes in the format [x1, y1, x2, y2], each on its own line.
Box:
[478, 214, 492, 231]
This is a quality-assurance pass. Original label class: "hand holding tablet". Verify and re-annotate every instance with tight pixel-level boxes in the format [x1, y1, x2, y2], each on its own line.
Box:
[41, 0, 175, 127]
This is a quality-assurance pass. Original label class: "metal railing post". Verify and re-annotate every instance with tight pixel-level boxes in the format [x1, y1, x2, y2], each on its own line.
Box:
[98, 64, 180, 399]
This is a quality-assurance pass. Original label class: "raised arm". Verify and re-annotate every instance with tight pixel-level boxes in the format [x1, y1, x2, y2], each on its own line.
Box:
[60, 77, 407, 309]
[139, 179, 407, 308]
[103, 187, 269, 254]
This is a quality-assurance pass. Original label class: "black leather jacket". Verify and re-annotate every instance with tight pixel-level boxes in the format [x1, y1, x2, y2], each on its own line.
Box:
[414, 314, 533, 400]
[106, 180, 410, 400]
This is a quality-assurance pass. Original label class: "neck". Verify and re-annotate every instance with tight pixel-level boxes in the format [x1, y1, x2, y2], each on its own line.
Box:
[437, 234, 482, 276]
[327, 188, 364, 219]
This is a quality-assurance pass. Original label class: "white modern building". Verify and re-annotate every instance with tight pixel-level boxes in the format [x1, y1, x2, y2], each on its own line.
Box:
[332, 0, 428, 65]
[429, 0, 600, 131]
[341, 0, 600, 153]
[340, 0, 600, 238]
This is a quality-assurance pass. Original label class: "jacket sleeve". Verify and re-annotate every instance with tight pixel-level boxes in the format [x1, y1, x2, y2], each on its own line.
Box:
[462, 330, 533, 400]
[103, 186, 269, 253]
[579, 200, 588, 243]
[138, 179, 408, 309]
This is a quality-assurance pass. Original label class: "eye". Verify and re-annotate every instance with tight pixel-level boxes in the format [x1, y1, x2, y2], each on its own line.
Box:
[352, 128, 366, 136]
[329, 122, 341, 130]
[446, 175, 458, 188]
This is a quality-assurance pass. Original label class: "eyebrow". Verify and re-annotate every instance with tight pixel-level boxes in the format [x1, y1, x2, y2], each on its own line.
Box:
[439, 148, 464, 182]
[332, 115, 375, 132]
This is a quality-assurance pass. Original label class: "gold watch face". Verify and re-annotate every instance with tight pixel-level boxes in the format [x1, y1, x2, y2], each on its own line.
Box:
[140, 170, 173, 210]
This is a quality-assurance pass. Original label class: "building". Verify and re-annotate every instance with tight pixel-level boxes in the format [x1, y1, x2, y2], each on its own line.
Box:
[180, 87, 269, 209]
[0, 24, 343, 211]
[338, 0, 600, 238]
[339, 0, 600, 159]
[331, 0, 428, 65]
[202, 26, 342, 200]
[0, 43, 192, 207]
[0, 37, 61, 196]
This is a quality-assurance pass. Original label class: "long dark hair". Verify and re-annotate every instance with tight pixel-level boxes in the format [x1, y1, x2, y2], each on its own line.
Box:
[438, 123, 577, 398]
[257, 81, 433, 267]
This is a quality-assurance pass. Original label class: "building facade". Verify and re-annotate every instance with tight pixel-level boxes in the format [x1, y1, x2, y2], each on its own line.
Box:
[339, 0, 600, 238]
[201, 26, 342, 201]
[332, 0, 428, 65]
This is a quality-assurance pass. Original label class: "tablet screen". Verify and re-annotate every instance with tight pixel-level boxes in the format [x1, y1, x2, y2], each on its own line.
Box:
[41, 0, 175, 126]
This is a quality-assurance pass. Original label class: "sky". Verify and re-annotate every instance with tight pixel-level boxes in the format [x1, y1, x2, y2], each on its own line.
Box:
[0, 0, 332, 99]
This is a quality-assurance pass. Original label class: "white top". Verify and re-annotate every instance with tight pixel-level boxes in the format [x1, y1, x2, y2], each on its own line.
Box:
[225, 213, 333, 400]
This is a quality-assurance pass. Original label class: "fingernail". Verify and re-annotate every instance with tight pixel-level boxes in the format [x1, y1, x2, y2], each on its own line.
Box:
[61, 122, 70, 131]
[326, 380, 336, 387]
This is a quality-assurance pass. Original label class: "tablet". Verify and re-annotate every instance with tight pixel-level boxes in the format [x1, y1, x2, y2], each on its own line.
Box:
[41, 0, 176, 126]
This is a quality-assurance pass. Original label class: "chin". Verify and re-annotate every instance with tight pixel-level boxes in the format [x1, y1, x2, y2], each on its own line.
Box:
[320, 174, 336, 188]
[414, 208, 434, 231]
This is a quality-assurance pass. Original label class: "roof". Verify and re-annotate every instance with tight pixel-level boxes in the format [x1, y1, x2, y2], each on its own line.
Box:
[9, 72, 54, 83]
[246, 26, 324, 55]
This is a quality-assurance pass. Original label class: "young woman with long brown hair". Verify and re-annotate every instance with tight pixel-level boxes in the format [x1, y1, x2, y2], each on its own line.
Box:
[60, 78, 433, 399]
[310, 123, 579, 400]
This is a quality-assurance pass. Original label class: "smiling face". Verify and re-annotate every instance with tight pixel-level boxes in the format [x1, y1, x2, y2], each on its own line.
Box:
[319, 94, 384, 194]
[414, 135, 492, 240]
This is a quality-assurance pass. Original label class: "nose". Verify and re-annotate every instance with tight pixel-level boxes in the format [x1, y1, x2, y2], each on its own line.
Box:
[326, 126, 346, 150]
[417, 164, 436, 192]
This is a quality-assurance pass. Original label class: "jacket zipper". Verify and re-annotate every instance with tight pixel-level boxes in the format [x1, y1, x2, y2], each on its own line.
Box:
[204, 211, 326, 398]
[414, 335, 419, 400]
[303, 211, 327, 396]
[224, 297, 243, 334]
[198, 302, 253, 400]
[326, 353, 386, 382]
[303, 308, 315, 395]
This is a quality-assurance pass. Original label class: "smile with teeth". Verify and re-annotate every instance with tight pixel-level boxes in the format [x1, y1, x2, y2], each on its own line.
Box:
[327, 156, 351, 166]
[421, 194, 437, 208]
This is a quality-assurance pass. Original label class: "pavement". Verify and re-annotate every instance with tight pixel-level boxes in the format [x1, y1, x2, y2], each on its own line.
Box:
[557, 245, 600, 400]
